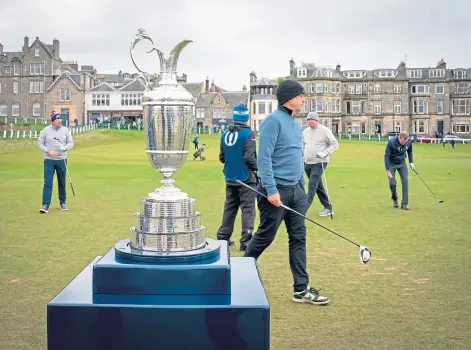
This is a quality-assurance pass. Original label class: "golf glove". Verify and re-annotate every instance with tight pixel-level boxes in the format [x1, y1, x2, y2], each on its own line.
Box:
[316, 151, 328, 159]
[59, 145, 66, 151]
[409, 163, 415, 170]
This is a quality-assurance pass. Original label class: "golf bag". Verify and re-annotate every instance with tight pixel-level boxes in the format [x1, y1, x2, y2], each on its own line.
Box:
[193, 144, 208, 161]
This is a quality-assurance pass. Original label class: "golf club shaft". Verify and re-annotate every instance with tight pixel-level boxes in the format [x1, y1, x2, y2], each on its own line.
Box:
[64, 159, 76, 196]
[412, 169, 440, 200]
[320, 161, 333, 219]
[235, 180, 360, 248]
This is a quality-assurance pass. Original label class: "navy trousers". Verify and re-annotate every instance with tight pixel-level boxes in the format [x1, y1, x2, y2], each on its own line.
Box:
[42, 159, 67, 206]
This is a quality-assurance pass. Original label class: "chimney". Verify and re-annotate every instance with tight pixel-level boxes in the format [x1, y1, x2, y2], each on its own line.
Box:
[336, 63, 341, 73]
[23, 36, 29, 53]
[205, 76, 209, 92]
[397, 61, 406, 72]
[289, 58, 295, 77]
[182, 73, 187, 83]
[242, 85, 247, 92]
[249, 71, 257, 84]
[210, 79, 215, 92]
[0, 43, 3, 54]
[437, 58, 446, 69]
[53, 39, 60, 59]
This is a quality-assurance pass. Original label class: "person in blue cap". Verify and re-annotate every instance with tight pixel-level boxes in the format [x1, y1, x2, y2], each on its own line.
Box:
[37, 110, 74, 213]
[216, 103, 257, 251]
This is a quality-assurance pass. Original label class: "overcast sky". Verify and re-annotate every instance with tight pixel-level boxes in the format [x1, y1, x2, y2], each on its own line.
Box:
[1, 0, 470, 91]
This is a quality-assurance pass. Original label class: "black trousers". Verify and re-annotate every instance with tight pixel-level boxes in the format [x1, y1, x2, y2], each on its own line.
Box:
[216, 183, 256, 248]
[244, 183, 309, 292]
[304, 163, 331, 210]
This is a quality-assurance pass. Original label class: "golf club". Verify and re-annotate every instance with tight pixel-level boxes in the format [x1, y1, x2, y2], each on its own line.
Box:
[235, 180, 371, 264]
[320, 161, 333, 220]
[412, 168, 443, 203]
[54, 137, 76, 196]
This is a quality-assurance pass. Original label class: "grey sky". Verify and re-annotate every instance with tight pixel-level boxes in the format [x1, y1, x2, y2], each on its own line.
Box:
[1, 0, 470, 91]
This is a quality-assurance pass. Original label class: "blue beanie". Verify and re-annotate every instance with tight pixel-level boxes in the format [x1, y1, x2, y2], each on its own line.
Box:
[50, 110, 62, 123]
[233, 103, 250, 122]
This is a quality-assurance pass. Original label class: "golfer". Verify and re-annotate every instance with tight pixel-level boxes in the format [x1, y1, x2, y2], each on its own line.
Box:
[244, 80, 330, 306]
[384, 131, 414, 210]
[216, 104, 257, 251]
[302, 111, 339, 216]
[37, 111, 74, 213]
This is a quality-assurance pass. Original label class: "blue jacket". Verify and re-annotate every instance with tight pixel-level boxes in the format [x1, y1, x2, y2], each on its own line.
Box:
[219, 123, 257, 184]
[257, 106, 304, 196]
[384, 136, 414, 170]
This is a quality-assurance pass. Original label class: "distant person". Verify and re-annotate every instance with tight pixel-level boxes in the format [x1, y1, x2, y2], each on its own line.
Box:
[193, 136, 199, 149]
[244, 79, 330, 306]
[384, 131, 414, 210]
[216, 104, 257, 251]
[37, 111, 74, 213]
[302, 111, 339, 216]
[450, 138, 456, 151]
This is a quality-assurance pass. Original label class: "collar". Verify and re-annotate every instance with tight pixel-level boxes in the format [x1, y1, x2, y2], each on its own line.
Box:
[278, 105, 294, 117]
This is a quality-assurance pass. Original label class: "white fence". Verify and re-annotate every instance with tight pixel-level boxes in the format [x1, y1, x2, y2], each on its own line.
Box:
[1, 124, 97, 140]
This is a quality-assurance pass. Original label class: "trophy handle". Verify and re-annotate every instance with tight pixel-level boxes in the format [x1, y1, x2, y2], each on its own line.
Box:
[130, 28, 163, 91]
[167, 40, 193, 75]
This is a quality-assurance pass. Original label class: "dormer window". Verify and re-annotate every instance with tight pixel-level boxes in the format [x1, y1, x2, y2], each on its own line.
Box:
[407, 70, 422, 78]
[34, 48, 40, 57]
[342, 71, 366, 78]
[454, 70, 467, 79]
[297, 68, 307, 78]
[429, 69, 445, 78]
[374, 70, 398, 78]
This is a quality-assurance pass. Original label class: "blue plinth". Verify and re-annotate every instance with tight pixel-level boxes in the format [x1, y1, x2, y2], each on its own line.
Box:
[47, 241, 270, 350]
[93, 239, 231, 296]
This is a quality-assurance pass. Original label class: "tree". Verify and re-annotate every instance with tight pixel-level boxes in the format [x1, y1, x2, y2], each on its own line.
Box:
[276, 76, 285, 85]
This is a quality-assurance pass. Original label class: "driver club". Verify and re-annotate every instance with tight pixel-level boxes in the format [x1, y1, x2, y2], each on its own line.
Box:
[236, 180, 371, 264]
[412, 168, 443, 203]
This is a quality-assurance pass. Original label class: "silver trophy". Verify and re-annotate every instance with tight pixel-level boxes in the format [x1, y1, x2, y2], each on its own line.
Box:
[124, 28, 209, 256]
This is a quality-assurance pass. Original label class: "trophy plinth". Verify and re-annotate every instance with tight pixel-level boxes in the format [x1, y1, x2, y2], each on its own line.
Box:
[46, 29, 269, 350]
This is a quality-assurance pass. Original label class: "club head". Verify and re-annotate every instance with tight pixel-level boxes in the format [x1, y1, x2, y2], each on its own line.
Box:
[438, 200, 444, 203]
[360, 245, 371, 264]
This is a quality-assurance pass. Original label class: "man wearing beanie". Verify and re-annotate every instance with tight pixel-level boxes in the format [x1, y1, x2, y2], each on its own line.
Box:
[244, 79, 330, 306]
[216, 103, 257, 251]
[303, 111, 339, 216]
[37, 110, 74, 213]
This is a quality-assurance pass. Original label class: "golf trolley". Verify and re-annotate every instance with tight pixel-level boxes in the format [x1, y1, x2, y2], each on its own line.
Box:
[193, 144, 208, 161]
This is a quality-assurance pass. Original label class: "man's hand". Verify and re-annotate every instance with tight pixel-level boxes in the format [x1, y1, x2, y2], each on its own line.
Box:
[386, 170, 392, 179]
[409, 163, 415, 170]
[59, 145, 66, 151]
[47, 150, 57, 156]
[316, 151, 327, 159]
[267, 192, 282, 207]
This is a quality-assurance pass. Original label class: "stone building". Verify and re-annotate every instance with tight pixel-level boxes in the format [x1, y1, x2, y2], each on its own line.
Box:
[248, 71, 278, 131]
[289, 58, 471, 137]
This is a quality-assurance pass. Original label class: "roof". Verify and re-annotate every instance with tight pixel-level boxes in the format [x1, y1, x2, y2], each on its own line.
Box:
[195, 91, 248, 109]
[195, 92, 217, 107]
[252, 77, 277, 86]
[47, 72, 82, 92]
[118, 78, 146, 92]
[88, 82, 116, 92]
[181, 82, 204, 98]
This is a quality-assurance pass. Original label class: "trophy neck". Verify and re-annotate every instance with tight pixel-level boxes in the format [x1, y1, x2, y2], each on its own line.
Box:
[159, 72, 178, 85]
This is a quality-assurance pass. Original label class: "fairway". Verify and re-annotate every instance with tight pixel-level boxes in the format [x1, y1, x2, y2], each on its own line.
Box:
[1, 130, 470, 349]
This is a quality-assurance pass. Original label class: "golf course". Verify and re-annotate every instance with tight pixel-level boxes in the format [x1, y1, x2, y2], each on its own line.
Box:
[1, 129, 470, 350]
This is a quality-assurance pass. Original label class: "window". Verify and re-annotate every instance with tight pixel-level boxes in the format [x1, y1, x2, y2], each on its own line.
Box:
[361, 122, 366, 134]
[454, 70, 467, 79]
[374, 84, 381, 93]
[455, 82, 469, 94]
[374, 70, 398, 78]
[452, 99, 470, 115]
[92, 93, 111, 106]
[13, 81, 19, 94]
[413, 120, 427, 133]
[394, 84, 401, 93]
[411, 85, 429, 94]
[394, 101, 401, 114]
[407, 70, 422, 78]
[437, 100, 443, 114]
[315, 83, 323, 93]
[13, 64, 19, 75]
[29, 81, 44, 93]
[29, 63, 44, 75]
[120, 93, 143, 106]
[316, 98, 323, 112]
[12, 103, 20, 116]
[325, 100, 330, 113]
[429, 69, 445, 78]
[333, 99, 341, 113]
[0, 104, 7, 116]
[343, 71, 366, 78]
[435, 85, 444, 94]
[352, 122, 360, 134]
[268, 102, 272, 114]
[212, 108, 224, 118]
[348, 84, 355, 94]
[330, 83, 337, 93]
[196, 108, 204, 119]
[258, 102, 265, 114]
[34, 48, 40, 57]
[252, 102, 256, 114]
[355, 84, 362, 94]
[394, 121, 401, 132]
[452, 121, 470, 133]
[297, 68, 307, 78]
[352, 102, 360, 114]
[413, 99, 426, 114]
[33, 103, 41, 116]
[374, 101, 381, 114]
[60, 88, 71, 101]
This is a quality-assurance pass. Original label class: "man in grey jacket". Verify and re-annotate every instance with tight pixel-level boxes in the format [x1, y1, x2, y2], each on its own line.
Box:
[37, 111, 74, 213]
[302, 112, 339, 216]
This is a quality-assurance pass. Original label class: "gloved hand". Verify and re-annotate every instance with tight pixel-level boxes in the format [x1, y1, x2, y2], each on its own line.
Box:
[316, 151, 327, 159]
[409, 163, 415, 170]
[59, 145, 66, 151]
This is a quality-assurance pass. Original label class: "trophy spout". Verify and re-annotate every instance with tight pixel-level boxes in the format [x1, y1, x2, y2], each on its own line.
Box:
[159, 40, 193, 83]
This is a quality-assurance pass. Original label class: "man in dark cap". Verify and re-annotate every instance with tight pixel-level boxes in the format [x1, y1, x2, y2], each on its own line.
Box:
[244, 79, 330, 306]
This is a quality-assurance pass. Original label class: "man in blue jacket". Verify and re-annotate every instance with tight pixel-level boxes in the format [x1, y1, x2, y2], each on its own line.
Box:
[384, 131, 415, 210]
[216, 104, 257, 251]
[243, 80, 330, 306]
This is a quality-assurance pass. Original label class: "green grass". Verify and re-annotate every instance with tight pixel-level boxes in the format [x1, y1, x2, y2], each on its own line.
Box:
[1, 130, 470, 349]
